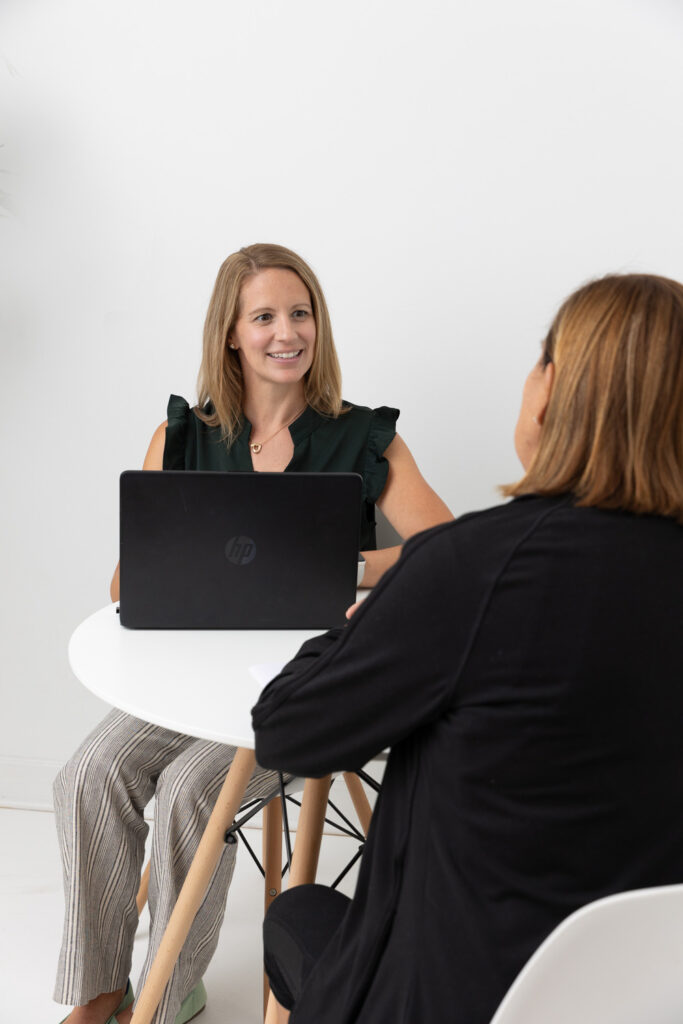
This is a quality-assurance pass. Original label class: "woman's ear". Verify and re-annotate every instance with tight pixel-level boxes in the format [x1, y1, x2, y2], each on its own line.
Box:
[535, 361, 555, 425]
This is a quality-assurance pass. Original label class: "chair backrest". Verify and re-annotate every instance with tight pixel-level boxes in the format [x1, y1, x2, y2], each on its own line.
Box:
[489, 885, 683, 1024]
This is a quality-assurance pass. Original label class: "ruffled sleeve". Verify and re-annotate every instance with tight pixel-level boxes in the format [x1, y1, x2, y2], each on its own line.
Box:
[363, 406, 400, 503]
[163, 394, 191, 470]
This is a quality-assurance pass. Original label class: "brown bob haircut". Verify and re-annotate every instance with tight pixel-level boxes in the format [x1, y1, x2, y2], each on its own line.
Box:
[503, 273, 683, 523]
[196, 243, 343, 444]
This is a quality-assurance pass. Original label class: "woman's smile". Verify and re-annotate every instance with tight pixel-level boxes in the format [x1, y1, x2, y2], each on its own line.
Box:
[267, 349, 304, 361]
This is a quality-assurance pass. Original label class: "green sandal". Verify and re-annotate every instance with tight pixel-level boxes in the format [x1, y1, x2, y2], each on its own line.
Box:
[174, 979, 207, 1024]
[58, 979, 134, 1024]
[104, 979, 205, 1024]
[58, 977, 205, 1024]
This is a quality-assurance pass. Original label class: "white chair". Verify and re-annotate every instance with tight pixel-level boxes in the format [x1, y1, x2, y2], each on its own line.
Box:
[490, 885, 683, 1024]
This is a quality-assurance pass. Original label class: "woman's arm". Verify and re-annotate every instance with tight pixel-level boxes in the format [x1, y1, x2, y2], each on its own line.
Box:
[360, 434, 453, 588]
[253, 524, 459, 775]
[109, 421, 168, 602]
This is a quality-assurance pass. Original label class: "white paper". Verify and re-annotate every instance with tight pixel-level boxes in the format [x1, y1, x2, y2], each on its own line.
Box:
[249, 661, 287, 686]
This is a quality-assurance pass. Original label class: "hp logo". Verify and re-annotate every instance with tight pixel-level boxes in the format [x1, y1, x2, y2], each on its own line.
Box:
[225, 535, 256, 566]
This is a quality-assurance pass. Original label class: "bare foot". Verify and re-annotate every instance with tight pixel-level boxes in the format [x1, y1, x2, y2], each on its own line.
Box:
[62, 988, 126, 1024]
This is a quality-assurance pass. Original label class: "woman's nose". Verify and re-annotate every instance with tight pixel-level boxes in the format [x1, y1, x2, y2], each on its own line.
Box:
[273, 314, 297, 341]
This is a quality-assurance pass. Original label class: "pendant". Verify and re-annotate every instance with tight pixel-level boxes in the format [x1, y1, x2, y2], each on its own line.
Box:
[250, 443, 262, 454]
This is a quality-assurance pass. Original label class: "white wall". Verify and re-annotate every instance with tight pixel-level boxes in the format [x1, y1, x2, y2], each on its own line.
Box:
[2, 0, 683, 806]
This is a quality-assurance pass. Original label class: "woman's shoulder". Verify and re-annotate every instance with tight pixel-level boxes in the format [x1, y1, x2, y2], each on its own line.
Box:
[163, 394, 191, 470]
[416, 494, 683, 562]
[340, 399, 400, 421]
[165, 394, 222, 432]
[312, 401, 400, 504]
[163, 393, 222, 470]
[324, 401, 400, 438]
[398, 495, 570, 559]
[166, 393, 215, 424]
[165, 393, 190, 423]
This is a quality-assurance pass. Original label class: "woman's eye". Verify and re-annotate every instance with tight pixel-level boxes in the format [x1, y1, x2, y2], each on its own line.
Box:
[293, 309, 309, 319]
[255, 313, 273, 323]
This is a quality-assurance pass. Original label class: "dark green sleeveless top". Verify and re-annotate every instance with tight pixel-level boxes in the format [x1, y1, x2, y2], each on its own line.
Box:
[163, 396, 399, 551]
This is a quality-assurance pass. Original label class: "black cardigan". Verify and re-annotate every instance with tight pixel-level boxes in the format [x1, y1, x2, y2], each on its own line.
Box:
[252, 495, 683, 1024]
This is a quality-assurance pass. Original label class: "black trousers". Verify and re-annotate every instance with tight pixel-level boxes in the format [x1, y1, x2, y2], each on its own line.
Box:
[263, 884, 351, 1010]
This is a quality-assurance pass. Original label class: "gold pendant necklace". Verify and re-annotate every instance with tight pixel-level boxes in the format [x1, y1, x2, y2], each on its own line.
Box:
[249, 405, 307, 455]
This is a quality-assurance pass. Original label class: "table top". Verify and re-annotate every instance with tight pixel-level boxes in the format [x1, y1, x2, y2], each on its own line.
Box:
[68, 604, 327, 746]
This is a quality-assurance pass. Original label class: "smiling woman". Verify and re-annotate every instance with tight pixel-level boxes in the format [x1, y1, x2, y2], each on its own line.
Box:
[196, 244, 343, 451]
[53, 243, 453, 1024]
[228, 268, 318, 450]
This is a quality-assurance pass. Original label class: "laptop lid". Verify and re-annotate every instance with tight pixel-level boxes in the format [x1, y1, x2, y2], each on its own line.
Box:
[119, 470, 362, 629]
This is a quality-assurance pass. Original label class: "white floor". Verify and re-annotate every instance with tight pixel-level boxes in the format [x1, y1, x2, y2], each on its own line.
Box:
[1, 804, 363, 1023]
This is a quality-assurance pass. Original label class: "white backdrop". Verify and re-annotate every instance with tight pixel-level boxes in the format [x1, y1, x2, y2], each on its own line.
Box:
[2, 0, 682, 806]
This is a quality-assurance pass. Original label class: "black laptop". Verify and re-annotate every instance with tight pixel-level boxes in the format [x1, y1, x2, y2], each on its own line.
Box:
[119, 471, 362, 629]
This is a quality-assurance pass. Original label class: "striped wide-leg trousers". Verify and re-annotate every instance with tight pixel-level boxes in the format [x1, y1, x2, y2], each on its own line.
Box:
[53, 708, 279, 1023]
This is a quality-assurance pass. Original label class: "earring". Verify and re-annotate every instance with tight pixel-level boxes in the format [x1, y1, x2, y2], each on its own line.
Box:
[229, 344, 237, 350]
[532, 415, 540, 426]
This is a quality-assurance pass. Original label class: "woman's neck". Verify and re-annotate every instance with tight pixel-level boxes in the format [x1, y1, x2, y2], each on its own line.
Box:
[242, 382, 307, 434]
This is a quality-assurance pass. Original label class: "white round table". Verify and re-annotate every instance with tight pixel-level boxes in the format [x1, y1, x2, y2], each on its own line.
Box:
[69, 603, 322, 746]
[68, 603, 372, 1024]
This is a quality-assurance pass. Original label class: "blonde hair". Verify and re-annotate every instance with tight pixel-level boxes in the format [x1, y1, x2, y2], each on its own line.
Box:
[196, 243, 343, 444]
[503, 273, 683, 523]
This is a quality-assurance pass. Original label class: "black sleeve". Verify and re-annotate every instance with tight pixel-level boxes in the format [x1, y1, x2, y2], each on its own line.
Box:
[252, 523, 472, 776]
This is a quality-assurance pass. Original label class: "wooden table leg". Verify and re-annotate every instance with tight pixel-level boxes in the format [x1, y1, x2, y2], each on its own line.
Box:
[264, 776, 332, 1024]
[131, 746, 257, 1024]
[263, 797, 284, 911]
[263, 797, 283, 1014]
[343, 772, 373, 836]
[288, 776, 331, 886]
